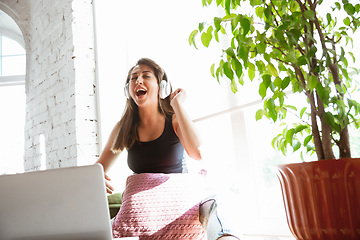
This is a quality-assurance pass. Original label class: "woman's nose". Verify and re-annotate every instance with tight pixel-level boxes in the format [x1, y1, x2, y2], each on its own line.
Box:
[135, 77, 143, 85]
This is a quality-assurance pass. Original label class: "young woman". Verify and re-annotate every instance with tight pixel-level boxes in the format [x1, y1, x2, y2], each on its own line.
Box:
[96, 58, 239, 240]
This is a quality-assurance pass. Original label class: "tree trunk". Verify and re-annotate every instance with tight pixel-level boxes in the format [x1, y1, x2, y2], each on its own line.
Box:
[321, 120, 336, 159]
[316, 93, 335, 160]
[310, 92, 324, 160]
[338, 125, 351, 158]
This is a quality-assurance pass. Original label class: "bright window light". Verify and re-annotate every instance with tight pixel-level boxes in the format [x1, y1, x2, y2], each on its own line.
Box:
[0, 35, 26, 76]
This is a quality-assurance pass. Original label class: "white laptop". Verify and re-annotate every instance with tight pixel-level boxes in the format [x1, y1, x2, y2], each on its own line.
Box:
[0, 163, 138, 240]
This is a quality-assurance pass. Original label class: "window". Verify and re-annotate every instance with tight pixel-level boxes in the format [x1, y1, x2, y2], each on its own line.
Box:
[0, 35, 26, 175]
[0, 35, 26, 77]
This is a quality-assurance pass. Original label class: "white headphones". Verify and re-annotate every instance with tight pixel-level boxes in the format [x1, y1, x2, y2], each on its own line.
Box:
[124, 79, 171, 100]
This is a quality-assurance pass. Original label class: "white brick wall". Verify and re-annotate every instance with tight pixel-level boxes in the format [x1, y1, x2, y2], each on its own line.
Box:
[1, 0, 101, 171]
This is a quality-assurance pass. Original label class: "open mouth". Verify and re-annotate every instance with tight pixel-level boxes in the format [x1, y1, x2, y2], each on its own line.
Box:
[136, 89, 147, 97]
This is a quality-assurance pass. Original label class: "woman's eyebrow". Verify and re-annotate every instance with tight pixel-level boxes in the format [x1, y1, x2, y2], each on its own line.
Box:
[131, 71, 152, 75]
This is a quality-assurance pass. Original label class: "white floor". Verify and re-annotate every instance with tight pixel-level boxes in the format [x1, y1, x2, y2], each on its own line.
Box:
[242, 235, 295, 240]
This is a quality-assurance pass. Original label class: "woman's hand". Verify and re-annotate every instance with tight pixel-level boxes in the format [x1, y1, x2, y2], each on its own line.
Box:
[105, 173, 115, 194]
[170, 88, 187, 107]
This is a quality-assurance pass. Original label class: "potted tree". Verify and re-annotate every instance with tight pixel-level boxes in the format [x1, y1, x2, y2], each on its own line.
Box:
[189, 0, 360, 239]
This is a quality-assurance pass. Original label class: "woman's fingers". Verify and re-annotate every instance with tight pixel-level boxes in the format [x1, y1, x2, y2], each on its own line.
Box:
[171, 88, 186, 106]
[104, 173, 114, 194]
[104, 173, 111, 181]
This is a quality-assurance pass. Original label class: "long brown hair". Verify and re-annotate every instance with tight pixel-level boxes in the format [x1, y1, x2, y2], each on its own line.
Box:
[111, 58, 174, 152]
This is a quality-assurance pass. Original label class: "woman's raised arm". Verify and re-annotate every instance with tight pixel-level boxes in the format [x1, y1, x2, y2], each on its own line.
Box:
[170, 88, 202, 160]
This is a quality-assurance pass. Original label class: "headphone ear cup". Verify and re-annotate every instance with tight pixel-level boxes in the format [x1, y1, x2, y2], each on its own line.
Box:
[159, 80, 171, 99]
[124, 83, 130, 99]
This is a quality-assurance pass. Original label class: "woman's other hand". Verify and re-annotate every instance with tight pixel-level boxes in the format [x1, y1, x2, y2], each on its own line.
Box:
[105, 173, 115, 194]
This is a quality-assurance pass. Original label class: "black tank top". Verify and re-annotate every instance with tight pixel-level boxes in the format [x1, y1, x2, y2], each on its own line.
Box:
[127, 116, 185, 174]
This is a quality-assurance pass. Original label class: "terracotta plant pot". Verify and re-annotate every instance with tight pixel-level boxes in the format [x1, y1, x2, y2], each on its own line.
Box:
[274, 158, 360, 240]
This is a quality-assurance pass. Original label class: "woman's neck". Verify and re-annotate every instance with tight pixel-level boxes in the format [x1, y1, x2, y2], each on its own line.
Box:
[138, 105, 164, 126]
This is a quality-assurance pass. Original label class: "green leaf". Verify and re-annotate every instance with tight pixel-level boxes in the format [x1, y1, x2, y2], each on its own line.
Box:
[220, 25, 226, 34]
[323, 112, 340, 132]
[344, 3, 355, 16]
[214, 17, 222, 31]
[274, 77, 282, 89]
[255, 6, 264, 18]
[239, 46, 249, 65]
[257, 42, 266, 54]
[259, 82, 267, 99]
[267, 63, 279, 77]
[300, 107, 307, 119]
[281, 76, 290, 89]
[225, 0, 231, 15]
[286, 128, 295, 145]
[248, 68, 255, 80]
[232, 58, 243, 78]
[266, 98, 276, 113]
[264, 5, 272, 21]
[286, 105, 297, 111]
[297, 56, 307, 66]
[256, 60, 265, 72]
[326, 13, 332, 25]
[308, 45, 317, 57]
[349, 52, 355, 63]
[231, 79, 238, 93]
[335, 84, 344, 94]
[240, 18, 251, 37]
[326, 53, 331, 67]
[295, 125, 308, 133]
[307, 75, 318, 91]
[304, 135, 312, 146]
[293, 141, 301, 152]
[210, 63, 215, 78]
[223, 62, 234, 80]
[262, 74, 271, 88]
[335, 2, 341, 10]
[201, 26, 213, 48]
[232, 15, 241, 31]
[216, 66, 221, 82]
[255, 109, 265, 120]
[343, 17, 351, 26]
[225, 47, 236, 58]
[199, 22, 205, 32]
[238, 73, 244, 85]
[189, 30, 199, 49]
[214, 32, 220, 42]
[356, 4, 360, 12]
[216, 0, 223, 6]
[201, 32, 211, 47]
[285, 51, 297, 64]
[304, 10, 315, 20]
[340, 47, 345, 62]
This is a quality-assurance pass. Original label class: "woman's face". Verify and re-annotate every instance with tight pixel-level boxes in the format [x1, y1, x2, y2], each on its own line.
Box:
[128, 64, 159, 107]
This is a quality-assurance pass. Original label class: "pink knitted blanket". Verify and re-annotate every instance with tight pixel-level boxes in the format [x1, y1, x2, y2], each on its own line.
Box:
[112, 173, 205, 239]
